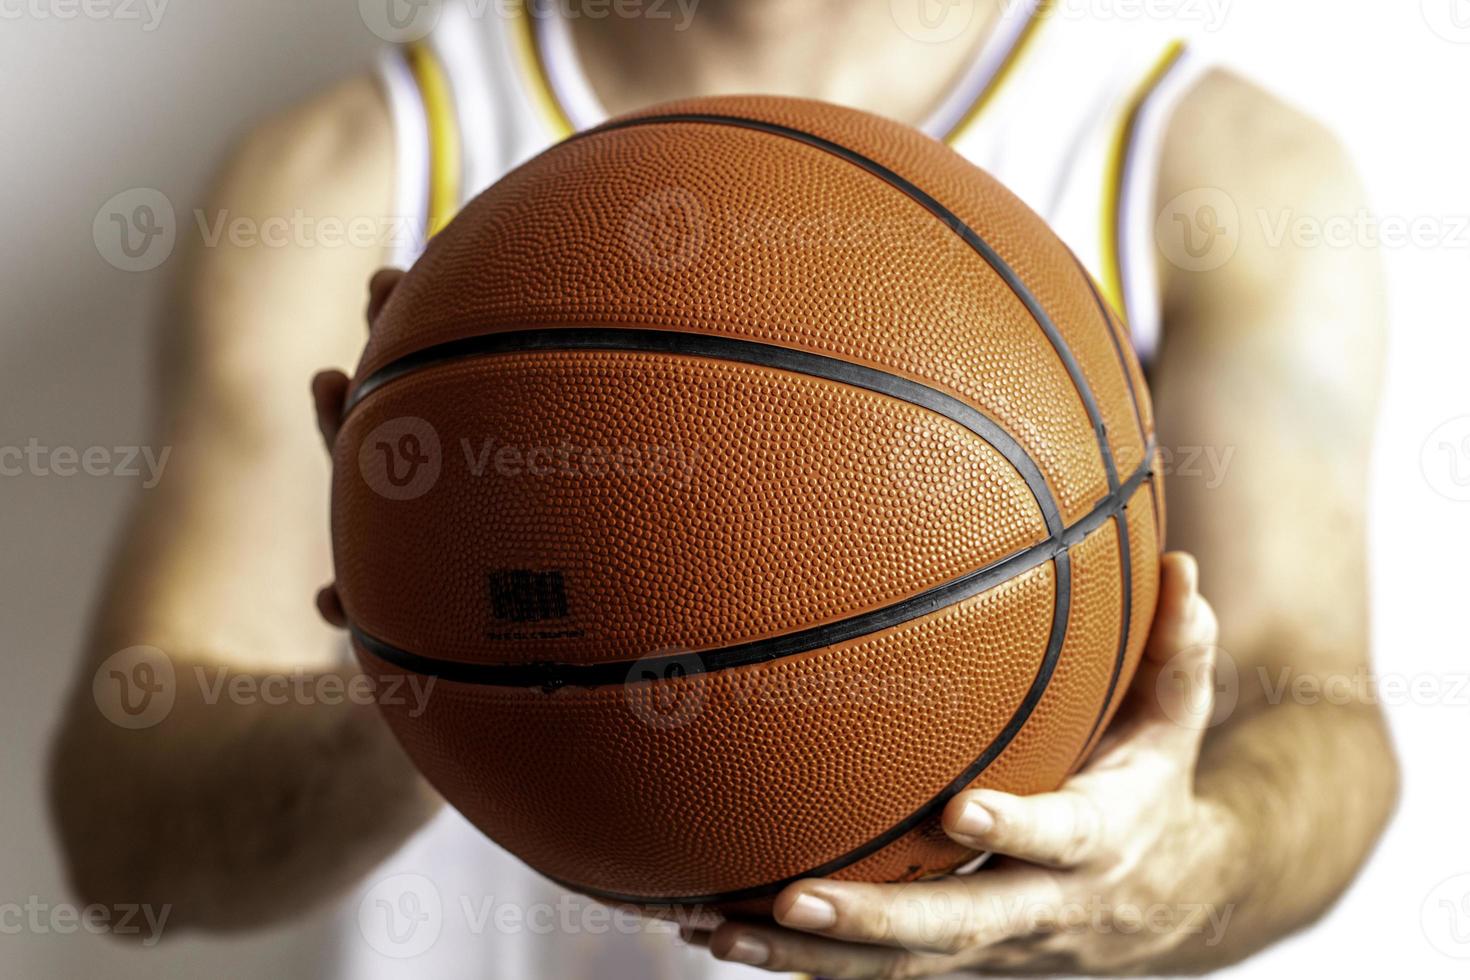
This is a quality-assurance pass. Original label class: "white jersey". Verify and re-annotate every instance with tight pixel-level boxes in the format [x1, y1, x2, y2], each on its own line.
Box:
[354, 2, 1210, 977]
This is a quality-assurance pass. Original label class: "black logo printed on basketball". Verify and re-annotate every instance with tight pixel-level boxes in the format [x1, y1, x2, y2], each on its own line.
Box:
[488, 570, 569, 623]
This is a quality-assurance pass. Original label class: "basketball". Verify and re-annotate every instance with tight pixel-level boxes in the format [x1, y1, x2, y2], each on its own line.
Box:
[331, 95, 1162, 913]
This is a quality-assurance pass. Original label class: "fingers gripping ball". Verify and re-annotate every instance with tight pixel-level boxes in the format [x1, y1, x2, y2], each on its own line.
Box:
[331, 96, 1163, 912]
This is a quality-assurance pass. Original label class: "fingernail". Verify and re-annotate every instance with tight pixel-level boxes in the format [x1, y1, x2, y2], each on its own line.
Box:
[719, 934, 770, 965]
[1178, 554, 1199, 593]
[953, 799, 995, 838]
[780, 893, 837, 929]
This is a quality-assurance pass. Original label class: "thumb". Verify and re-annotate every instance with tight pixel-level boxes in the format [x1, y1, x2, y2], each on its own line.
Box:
[1127, 553, 1229, 753]
[312, 369, 349, 449]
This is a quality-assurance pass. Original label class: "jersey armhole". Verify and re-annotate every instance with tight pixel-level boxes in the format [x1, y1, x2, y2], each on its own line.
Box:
[376, 47, 430, 269]
[1103, 40, 1212, 367]
[375, 43, 466, 269]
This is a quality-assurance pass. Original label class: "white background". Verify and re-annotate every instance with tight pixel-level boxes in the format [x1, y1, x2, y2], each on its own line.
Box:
[1, 0, 1467, 975]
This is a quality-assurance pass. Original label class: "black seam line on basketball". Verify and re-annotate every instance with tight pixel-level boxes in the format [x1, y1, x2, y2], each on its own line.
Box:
[1067, 236, 1145, 760]
[536, 552, 1073, 909]
[1072, 508, 1133, 772]
[1147, 477, 1163, 554]
[572, 111, 1119, 491]
[1074, 250, 1147, 451]
[347, 439, 1153, 690]
[346, 326, 1061, 533]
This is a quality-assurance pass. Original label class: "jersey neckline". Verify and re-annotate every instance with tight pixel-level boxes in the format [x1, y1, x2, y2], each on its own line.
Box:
[510, 0, 1051, 143]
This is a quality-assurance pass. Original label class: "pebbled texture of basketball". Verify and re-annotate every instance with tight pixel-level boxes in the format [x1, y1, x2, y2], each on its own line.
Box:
[332, 95, 1163, 911]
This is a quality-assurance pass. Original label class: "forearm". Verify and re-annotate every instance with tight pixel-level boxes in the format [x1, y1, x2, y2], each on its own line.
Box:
[1166, 696, 1398, 971]
[49, 654, 440, 933]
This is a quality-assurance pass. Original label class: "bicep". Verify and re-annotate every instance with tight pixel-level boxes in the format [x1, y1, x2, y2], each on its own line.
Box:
[96, 76, 395, 672]
[1150, 70, 1385, 683]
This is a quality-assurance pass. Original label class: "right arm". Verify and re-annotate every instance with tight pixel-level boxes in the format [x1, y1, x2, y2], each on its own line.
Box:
[48, 76, 441, 933]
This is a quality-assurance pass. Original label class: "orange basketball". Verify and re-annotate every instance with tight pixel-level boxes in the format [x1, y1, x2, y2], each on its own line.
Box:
[332, 96, 1162, 913]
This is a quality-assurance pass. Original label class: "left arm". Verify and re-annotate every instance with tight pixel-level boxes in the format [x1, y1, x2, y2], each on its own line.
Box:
[1133, 68, 1399, 966]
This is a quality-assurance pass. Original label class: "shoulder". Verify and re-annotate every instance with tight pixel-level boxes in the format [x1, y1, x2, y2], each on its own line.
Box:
[1163, 68, 1354, 202]
[1154, 69, 1384, 413]
[178, 75, 399, 414]
[210, 74, 394, 218]
[1158, 67, 1364, 276]
[1156, 69, 1379, 328]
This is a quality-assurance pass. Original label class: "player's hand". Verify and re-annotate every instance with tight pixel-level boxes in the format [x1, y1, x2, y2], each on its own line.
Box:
[310, 267, 403, 629]
[690, 552, 1243, 977]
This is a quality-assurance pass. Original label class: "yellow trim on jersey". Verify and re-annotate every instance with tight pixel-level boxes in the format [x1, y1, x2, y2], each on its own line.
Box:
[511, 0, 577, 139]
[407, 42, 463, 237]
[942, 0, 1053, 145]
[1098, 39, 1186, 318]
